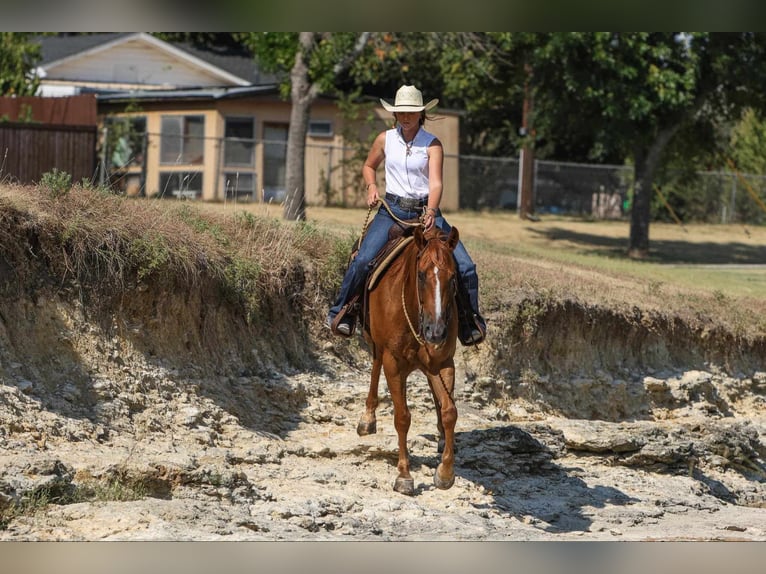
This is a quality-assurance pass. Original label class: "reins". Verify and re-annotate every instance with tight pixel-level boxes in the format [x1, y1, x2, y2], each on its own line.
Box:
[399, 235, 456, 405]
[361, 195, 429, 347]
[359, 196, 454, 403]
[402, 277, 426, 346]
[360, 197, 427, 239]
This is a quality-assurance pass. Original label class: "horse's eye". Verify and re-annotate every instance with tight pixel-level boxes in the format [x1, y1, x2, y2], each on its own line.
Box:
[417, 271, 426, 283]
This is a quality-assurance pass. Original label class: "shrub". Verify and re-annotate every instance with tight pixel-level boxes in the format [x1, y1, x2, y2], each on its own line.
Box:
[40, 168, 72, 198]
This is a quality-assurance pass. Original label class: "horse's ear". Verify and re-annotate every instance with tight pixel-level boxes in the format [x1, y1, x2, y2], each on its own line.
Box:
[414, 226, 426, 248]
[447, 226, 459, 249]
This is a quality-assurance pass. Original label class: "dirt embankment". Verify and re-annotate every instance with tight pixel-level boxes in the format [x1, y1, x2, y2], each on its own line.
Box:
[0, 274, 764, 540]
[0, 211, 765, 540]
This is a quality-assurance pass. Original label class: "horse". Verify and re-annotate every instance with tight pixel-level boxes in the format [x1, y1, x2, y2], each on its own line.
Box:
[357, 224, 460, 495]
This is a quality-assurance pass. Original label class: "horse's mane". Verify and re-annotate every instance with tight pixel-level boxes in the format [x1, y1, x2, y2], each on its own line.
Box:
[420, 227, 456, 269]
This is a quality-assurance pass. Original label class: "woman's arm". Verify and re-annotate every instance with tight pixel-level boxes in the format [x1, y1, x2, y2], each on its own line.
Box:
[362, 131, 386, 207]
[425, 139, 444, 230]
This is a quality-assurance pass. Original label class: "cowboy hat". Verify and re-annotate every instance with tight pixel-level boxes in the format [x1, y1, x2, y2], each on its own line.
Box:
[380, 85, 438, 112]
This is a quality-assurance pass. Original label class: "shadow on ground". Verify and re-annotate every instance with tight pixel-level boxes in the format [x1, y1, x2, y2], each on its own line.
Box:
[529, 226, 766, 264]
[409, 424, 639, 534]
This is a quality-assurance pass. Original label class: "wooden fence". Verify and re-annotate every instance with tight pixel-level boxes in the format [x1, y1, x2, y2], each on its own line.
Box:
[0, 95, 97, 126]
[0, 122, 98, 185]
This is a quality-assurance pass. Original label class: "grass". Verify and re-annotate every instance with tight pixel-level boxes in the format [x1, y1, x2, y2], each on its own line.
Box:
[0, 476, 149, 530]
[2, 181, 765, 340]
[0, 182, 348, 326]
[203, 201, 766, 293]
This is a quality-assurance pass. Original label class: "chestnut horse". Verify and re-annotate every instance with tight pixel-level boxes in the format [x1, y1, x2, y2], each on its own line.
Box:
[358, 225, 460, 495]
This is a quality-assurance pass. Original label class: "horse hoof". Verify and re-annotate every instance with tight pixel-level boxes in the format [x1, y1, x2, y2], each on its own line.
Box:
[356, 420, 377, 436]
[433, 464, 454, 490]
[394, 477, 415, 496]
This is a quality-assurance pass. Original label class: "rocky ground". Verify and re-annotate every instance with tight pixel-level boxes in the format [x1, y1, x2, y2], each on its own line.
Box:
[1, 312, 764, 541]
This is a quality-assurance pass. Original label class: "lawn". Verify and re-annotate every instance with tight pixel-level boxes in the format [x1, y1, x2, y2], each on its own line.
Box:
[201, 201, 766, 301]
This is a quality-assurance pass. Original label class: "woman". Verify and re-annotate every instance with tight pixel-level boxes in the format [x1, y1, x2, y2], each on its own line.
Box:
[327, 84, 486, 346]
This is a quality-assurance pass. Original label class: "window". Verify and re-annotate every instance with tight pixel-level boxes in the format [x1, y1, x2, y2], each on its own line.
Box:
[263, 123, 288, 202]
[158, 171, 203, 199]
[308, 120, 333, 138]
[223, 172, 255, 202]
[160, 115, 204, 165]
[104, 115, 146, 169]
[224, 117, 255, 167]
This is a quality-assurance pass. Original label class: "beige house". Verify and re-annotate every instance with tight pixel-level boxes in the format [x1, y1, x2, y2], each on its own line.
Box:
[36, 33, 461, 210]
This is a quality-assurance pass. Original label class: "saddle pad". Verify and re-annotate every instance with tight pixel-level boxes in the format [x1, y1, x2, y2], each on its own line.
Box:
[367, 236, 414, 291]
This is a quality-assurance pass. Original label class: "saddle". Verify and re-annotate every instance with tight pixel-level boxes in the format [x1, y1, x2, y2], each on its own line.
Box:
[330, 220, 418, 338]
[332, 220, 483, 345]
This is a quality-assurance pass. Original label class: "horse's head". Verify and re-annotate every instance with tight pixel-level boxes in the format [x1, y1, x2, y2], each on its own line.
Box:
[413, 226, 460, 346]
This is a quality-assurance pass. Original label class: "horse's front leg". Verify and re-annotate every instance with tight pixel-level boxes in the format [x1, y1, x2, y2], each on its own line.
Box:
[383, 356, 414, 495]
[427, 363, 457, 490]
[428, 380, 446, 454]
[357, 354, 381, 436]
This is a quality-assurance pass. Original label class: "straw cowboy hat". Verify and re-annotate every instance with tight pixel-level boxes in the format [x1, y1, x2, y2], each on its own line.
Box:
[380, 85, 438, 112]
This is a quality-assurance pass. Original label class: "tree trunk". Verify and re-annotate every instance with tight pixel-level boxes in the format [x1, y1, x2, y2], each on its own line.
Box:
[628, 126, 680, 259]
[283, 32, 318, 221]
[518, 62, 536, 220]
[283, 84, 311, 221]
[628, 149, 651, 258]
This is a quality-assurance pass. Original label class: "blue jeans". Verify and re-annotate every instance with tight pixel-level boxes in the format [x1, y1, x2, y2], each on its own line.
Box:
[328, 204, 485, 335]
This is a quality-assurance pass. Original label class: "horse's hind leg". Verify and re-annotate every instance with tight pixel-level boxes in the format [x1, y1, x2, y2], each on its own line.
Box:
[357, 355, 381, 436]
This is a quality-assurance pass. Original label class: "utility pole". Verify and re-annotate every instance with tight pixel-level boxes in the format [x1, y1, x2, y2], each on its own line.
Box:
[518, 62, 536, 220]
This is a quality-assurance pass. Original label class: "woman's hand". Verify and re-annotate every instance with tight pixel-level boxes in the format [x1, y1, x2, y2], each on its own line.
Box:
[423, 207, 437, 231]
[366, 183, 379, 207]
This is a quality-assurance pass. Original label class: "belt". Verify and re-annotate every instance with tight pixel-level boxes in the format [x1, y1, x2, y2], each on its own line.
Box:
[385, 193, 428, 211]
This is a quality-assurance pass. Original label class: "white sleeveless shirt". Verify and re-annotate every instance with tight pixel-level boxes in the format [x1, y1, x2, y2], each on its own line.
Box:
[384, 126, 435, 200]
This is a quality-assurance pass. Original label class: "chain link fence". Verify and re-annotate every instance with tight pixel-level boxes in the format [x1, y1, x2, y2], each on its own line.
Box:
[99, 127, 766, 225]
[457, 154, 766, 224]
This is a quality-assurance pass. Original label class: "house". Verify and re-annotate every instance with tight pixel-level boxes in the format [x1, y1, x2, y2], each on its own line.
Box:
[34, 33, 461, 210]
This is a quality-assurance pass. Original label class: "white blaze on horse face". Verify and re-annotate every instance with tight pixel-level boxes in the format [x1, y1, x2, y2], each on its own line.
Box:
[433, 265, 443, 320]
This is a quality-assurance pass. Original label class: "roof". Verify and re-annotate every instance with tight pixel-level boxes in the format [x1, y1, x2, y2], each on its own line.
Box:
[36, 33, 279, 87]
[96, 84, 282, 103]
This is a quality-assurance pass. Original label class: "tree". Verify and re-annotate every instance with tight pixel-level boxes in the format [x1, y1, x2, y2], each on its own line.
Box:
[0, 33, 41, 96]
[525, 33, 766, 257]
[729, 107, 766, 175]
[239, 32, 371, 220]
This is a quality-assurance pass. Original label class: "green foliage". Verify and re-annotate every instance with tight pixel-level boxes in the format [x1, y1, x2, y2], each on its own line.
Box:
[176, 205, 228, 246]
[0, 33, 40, 96]
[320, 232, 357, 292]
[103, 102, 145, 172]
[236, 33, 299, 74]
[730, 108, 766, 174]
[516, 298, 550, 339]
[128, 232, 172, 281]
[1, 477, 147, 530]
[40, 168, 72, 198]
[223, 255, 263, 322]
[439, 32, 528, 156]
[237, 32, 372, 99]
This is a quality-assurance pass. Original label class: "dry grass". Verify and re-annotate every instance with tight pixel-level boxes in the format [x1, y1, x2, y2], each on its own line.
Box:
[202, 200, 766, 295]
[2, 182, 764, 340]
[200, 200, 766, 339]
[0, 184, 351, 324]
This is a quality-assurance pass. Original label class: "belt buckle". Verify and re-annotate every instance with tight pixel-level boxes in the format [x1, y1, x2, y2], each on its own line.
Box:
[399, 196, 421, 210]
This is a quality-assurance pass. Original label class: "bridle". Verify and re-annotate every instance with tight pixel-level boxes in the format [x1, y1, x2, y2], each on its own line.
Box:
[401, 237, 457, 347]
[400, 237, 457, 405]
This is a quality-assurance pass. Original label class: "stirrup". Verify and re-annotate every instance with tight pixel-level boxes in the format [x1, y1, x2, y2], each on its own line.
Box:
[330, 303, 358, 338]
[459, 316, 486, 346]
